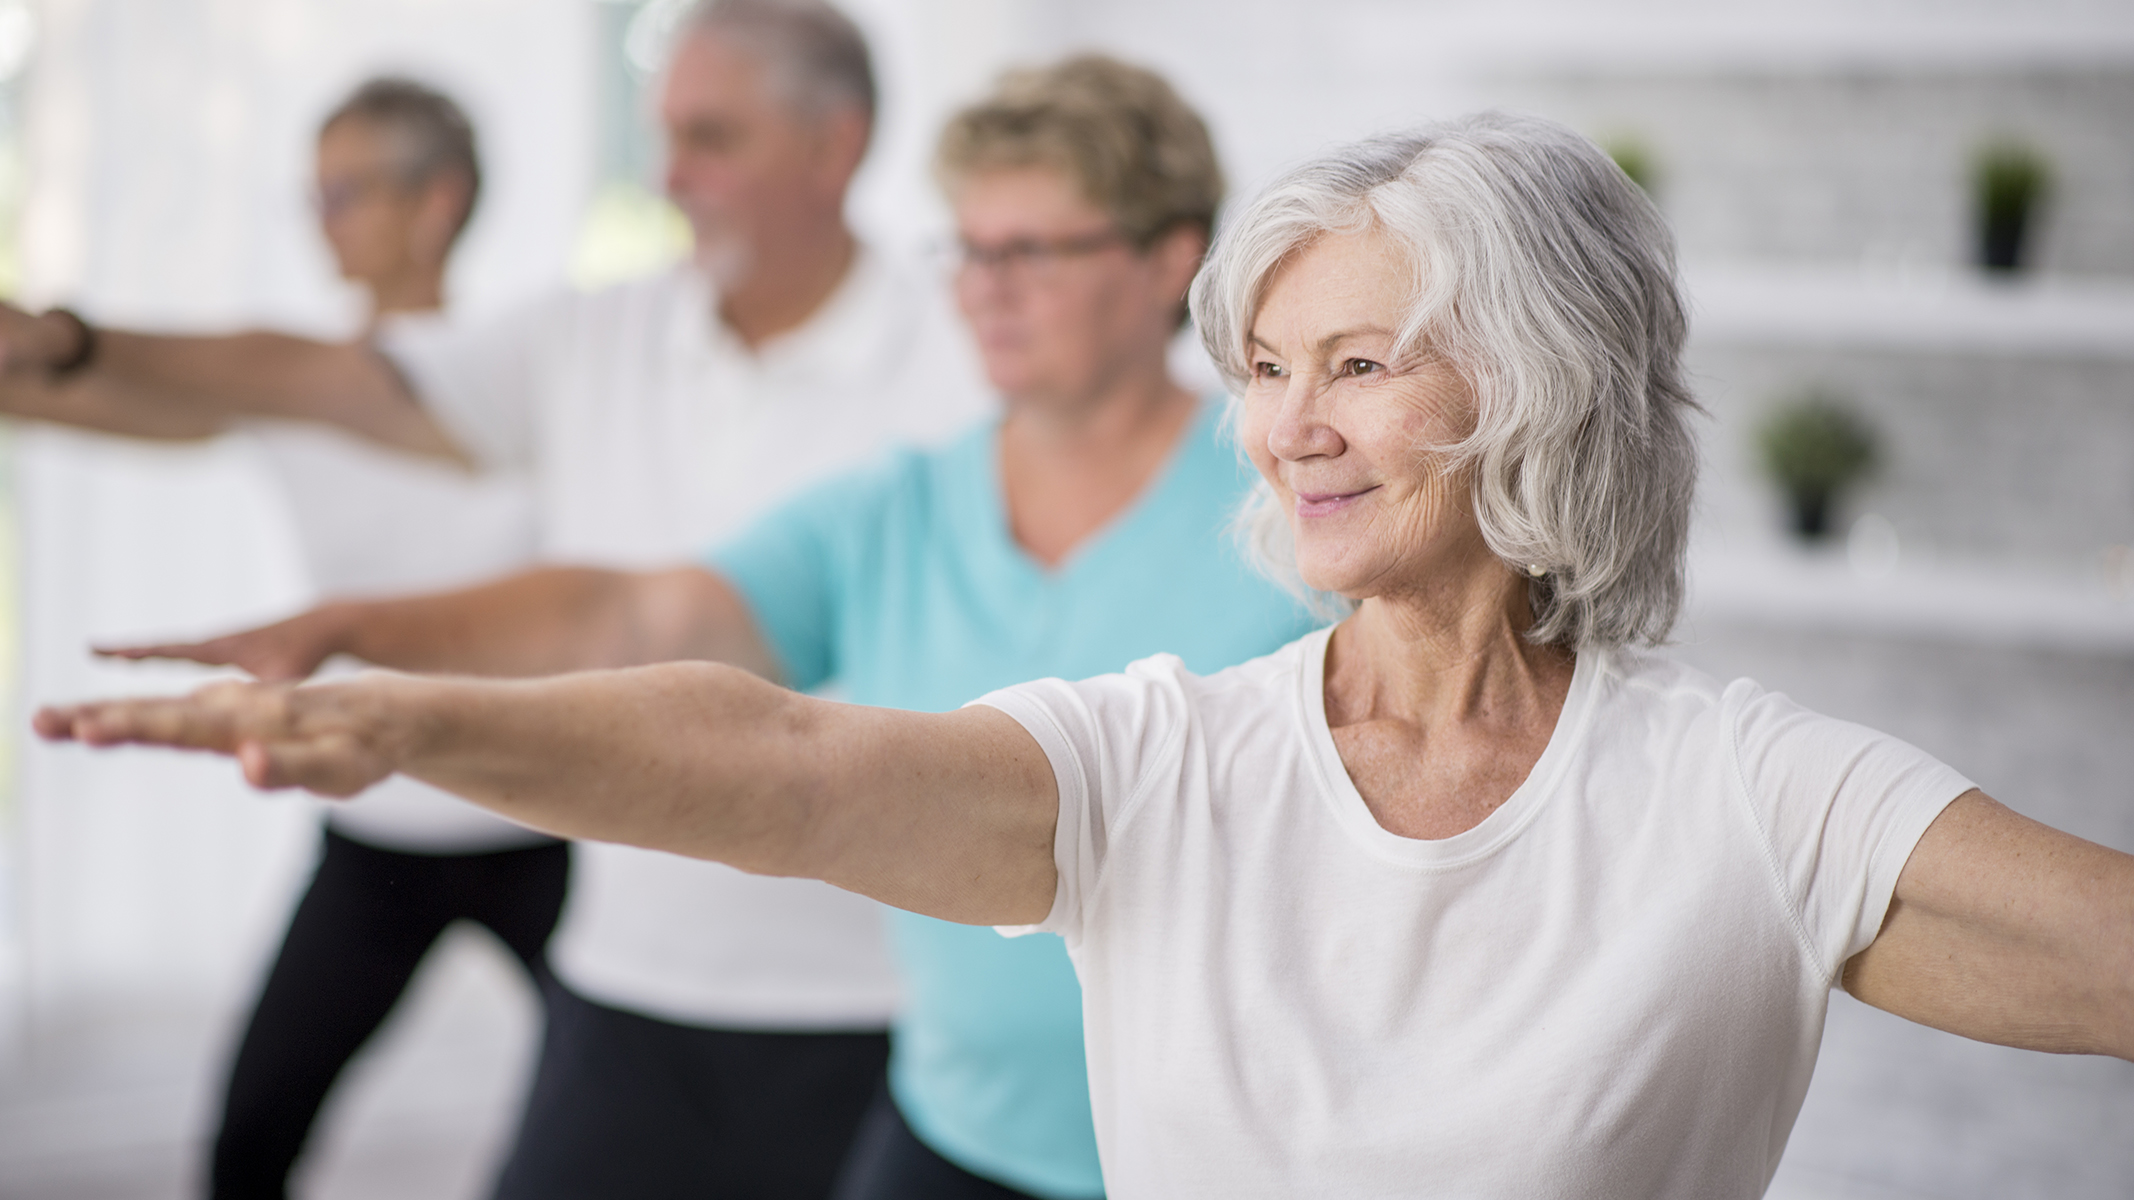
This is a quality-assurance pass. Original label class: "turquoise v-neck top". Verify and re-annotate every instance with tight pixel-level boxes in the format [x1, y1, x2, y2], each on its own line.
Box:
[708, 400, 1320, 1197]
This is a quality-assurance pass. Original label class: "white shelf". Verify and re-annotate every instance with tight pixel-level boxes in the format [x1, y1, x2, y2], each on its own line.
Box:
[1681, 262, 2134, 360]
[1684, 544, 2134, 654]
[1357, 1, 2134, 74]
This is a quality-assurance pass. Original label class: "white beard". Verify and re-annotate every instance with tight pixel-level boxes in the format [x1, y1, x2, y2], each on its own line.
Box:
[693, 232, 753, 292]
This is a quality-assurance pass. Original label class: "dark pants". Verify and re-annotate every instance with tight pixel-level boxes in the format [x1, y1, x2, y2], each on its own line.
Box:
[209, 828, 569, 1200]
[490, 979, 891, 1200]
[831, 1083, 1070, 1200]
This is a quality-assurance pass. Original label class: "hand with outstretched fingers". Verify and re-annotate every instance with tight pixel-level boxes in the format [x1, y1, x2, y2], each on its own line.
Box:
[34, 675, 404, 798]
[98, 605, 355, 683]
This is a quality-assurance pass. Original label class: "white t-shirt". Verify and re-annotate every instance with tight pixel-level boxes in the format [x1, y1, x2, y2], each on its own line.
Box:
[382, 250, 991, 1028]
[979, 625, 1972, 1199]
[251, 311, 549, 855]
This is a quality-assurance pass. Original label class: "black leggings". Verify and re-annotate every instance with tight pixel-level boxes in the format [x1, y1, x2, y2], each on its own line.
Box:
[490, 980, 890, 1200]
[208, 828, 569, 1200]
[831, 1083, 1080, 1200]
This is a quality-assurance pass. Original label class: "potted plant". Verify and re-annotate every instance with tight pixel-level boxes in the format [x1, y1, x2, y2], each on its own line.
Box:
[1973, 138, 2051, 274]
[1755, 391, 1879, 540]
[1603, 136, 1659, 197]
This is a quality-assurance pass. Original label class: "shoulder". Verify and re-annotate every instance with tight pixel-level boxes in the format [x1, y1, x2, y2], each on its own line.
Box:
[994, 633, 1318, 766]
[1589, 649, 1848, 773]
[1597, 649, 1733, 727]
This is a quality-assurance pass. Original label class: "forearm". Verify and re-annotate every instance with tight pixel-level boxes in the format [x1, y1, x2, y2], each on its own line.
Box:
[333, 565, 779, 681]
[389, 664, 1055, 914]
[387, 663, 824, 873]
[0, 371, 231, 440]
[37, 661, 1062, 923]
[328, 568, 649, 677]
[95, 330, 462, 460]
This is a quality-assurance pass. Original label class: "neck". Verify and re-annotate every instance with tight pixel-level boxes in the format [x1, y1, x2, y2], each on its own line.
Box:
[1002, 359, 1195, 455]
[996, 358, 1198, 568]
[716, 221, 857, 348]
[1331, 554, 1571, 731]
[367, 268, 445, 320]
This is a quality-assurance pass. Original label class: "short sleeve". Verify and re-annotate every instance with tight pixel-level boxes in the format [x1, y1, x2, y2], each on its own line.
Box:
[973, 656, 1197, 946]
[375, 296, 559, 472]
[705, 454, 910, 693]
[1727, 682, 1975, 977]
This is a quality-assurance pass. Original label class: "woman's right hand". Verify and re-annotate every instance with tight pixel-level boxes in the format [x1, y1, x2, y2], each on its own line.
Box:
[35, 673, 408, 797]
[97, 603, 360, 682]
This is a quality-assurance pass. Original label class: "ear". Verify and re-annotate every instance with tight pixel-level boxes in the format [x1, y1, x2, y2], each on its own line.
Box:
[810, 104, 871, 194]
[1149, 222, 1209, 304]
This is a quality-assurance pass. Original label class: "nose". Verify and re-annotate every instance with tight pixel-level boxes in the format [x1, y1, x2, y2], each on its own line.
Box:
[1263, 378, 1344, 465]
[953, 257, 1019, 319]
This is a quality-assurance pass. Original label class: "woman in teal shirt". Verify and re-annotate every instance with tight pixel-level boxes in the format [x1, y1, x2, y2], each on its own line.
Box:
[119, 57, 1317, 1198]
[722, 59, 1318, 1198]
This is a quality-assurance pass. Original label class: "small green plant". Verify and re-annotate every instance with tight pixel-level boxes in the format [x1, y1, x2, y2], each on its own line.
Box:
[1756, 392, 1879, 540]
[1603, 136, 1659, 196]
[1973, 138, 2051, 273]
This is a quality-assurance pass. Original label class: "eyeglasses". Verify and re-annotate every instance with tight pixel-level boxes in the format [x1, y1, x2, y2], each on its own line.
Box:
[942, 229, 1132, 281]
[312, 171, 408, 220]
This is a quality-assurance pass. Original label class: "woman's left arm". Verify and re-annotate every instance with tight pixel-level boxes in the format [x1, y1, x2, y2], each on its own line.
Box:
[33, 664, 1062, 927]
[1843, 790, 2134, 1060]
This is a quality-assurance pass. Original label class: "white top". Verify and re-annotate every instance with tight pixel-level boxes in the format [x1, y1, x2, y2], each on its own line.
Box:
[251, 310, 549, 855]
[382, 251, 991, 1028]
[980, 626, 1973, 1199]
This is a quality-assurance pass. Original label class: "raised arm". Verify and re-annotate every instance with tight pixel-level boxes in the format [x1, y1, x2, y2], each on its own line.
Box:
[1843, 790, 2134, 1061]
[34, 663, 1060, 925]
[0, 303, 462, 461]
[101, 565, 782, 684]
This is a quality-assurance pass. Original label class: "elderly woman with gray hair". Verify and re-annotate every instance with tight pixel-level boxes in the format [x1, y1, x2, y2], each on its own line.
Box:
[41, 113, 2134, 1198]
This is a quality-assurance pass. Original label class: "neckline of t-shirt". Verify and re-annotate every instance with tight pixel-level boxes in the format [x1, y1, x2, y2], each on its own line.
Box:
[976, 394, 1222, 585]
[1294, 623, 1607, 869]
[686, 245, 912, 380]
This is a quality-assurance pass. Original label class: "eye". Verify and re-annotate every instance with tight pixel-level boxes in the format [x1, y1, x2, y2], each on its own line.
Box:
[1251, 360, 1286, 380]
[1340, 358, 1384, 378]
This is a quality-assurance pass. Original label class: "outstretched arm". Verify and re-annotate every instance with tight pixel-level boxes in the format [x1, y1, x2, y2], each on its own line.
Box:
[100, 565, 777, 683]
[34, 663, 1060, 925]
[0, 371, 234, 441]
[1844, 790, 2134, 1061]
[0, 304, 462, 461]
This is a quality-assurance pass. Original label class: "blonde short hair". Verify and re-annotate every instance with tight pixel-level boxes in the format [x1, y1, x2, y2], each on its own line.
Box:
[936, 54, 1223, 248]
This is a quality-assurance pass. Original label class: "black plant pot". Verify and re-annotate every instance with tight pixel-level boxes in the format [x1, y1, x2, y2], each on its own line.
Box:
[1788, 489, 1832, 540]
[1979, 208, 2030, 273]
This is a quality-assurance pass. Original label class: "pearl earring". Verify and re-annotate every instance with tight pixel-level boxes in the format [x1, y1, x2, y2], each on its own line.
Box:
[1526, 563, 1547, 578]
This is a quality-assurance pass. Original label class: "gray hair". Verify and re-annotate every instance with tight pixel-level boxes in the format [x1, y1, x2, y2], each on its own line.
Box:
[1191, 112, 1700, 651]
[322, 77, 482, 237]
[682, 0, 876, 128]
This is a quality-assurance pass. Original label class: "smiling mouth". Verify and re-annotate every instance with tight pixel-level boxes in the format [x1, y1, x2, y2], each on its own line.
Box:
[1293, 487, 1378, 518]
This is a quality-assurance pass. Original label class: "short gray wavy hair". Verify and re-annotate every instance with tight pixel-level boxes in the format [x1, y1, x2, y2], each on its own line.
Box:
[1191, 112, 1700, 651]
[684, 0, 876, 127]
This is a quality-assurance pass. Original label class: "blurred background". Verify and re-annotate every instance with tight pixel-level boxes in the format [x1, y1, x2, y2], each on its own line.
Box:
[0, 0, 2129, 1196]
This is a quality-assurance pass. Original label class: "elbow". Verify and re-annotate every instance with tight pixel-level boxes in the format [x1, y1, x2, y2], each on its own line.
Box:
[626, 662, 830, 878]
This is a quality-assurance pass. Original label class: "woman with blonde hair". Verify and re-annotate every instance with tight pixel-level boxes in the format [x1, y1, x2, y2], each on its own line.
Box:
[45, 113, 2133, 1197]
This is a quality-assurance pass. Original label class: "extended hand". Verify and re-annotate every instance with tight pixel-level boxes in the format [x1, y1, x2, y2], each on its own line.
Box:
[34, 676, 407, 797]
[98, 604, 355, 682]
[0, 303, 86, 376]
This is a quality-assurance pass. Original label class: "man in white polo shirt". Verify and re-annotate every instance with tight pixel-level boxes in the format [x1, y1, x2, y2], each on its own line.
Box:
[0, 2, 989, 1195]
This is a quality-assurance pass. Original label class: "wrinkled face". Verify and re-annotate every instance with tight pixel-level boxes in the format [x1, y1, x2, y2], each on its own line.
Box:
[314, 117, 428, 286]
[1238, 227, 1485, 599]
[659, 32, 844, 281]
[951, 165, 1187, 407]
